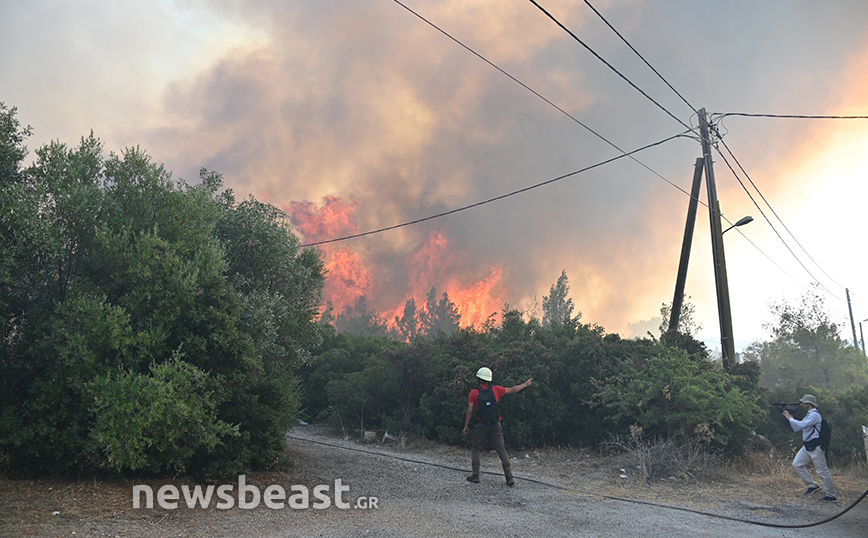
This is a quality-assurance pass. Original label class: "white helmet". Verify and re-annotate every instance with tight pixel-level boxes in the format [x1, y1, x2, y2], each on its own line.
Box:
[475, 367, 493, 382]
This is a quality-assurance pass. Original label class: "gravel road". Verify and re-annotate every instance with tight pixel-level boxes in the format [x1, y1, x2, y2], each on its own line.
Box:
[2, 425, 866, 537]
[275, 426, 867, 538]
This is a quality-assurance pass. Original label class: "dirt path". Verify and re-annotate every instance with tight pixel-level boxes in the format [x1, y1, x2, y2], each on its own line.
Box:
[2, 425, 867, 537]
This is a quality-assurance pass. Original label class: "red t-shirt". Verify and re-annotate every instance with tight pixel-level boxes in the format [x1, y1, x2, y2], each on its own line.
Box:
[469, 383, 507, 422]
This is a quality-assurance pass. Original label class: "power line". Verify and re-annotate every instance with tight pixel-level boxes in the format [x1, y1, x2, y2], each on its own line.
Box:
[713, 145, 833, 297]
[711, 111, 868, 309]
[571, 0, 723, 224]
[298, 0, 708, 249]
[712, 142, 843, 302]
[358, 0, 849, 303]
[727, 226, 811, 295]
[849, 291, 868, 325]
[566, 1, 804, 291]
[392, 0, 607, 153]
[525, 0, 692, 131]
[523, 2, 852, 306]
[298, 131, 688, 247]
[716, 136, 845, 292]
[846, 288, 868, 315]
[581, 0, 697, 115]
[390, 0, 693, 204]
[717, 112, 868, 120]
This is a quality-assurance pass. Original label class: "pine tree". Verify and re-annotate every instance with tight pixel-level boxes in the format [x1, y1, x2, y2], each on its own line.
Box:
[542, 270, 575, 326]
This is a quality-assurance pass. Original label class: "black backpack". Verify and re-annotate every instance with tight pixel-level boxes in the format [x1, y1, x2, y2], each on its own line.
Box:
[806, 417, 832, 452]
[818, 418, 832, 451]
[476, 384, 500, 425]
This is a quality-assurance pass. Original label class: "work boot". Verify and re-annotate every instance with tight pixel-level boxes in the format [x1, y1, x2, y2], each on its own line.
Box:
[504, 465, 514, 487]
[466, 474, 480, 483]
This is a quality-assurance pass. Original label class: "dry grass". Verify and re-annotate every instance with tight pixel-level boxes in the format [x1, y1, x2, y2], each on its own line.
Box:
[595, 447, 868, 507]
[736, 449, 868, 502]
[0, 471, 320, 536]
[0, 476, 143, 534]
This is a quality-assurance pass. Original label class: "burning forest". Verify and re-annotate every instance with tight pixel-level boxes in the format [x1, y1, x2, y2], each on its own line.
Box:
[287, 195, 504, 337]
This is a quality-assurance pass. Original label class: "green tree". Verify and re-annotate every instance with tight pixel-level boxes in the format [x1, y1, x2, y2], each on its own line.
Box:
[0, 103, 34, 299]
[0, 131, 111, 475]
[744, 286, 868, 390]
[0, 103, 31, 180]
[542, 270, 576, 326]
[298, 331, 405, 422]
[334, 295, 388, 336]
[394, 297, 419, 341]
[299, 275, 764, 454]
[0, 117, 325, 478]
[659, 295, 702, 336]
[214, 186, 325, 370]
[418, 287, 460, 336]
[1, 103, 43, 365]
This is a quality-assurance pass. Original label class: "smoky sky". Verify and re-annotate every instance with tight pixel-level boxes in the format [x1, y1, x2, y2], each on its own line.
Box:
[4, 0, 868, 343]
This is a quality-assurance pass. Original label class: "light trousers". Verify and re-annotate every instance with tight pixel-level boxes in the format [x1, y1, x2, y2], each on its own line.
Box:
[792, 445, 836, 497]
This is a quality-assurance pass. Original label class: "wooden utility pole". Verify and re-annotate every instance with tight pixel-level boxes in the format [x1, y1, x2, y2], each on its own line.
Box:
[668, 158, 704, 334]
[698, 108, 735, 370]
[847, 288, 858, 349]
[859, 321, 865, 356]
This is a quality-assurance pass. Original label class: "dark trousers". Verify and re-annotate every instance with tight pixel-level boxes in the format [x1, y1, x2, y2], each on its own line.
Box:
[470, 422, 513, 481]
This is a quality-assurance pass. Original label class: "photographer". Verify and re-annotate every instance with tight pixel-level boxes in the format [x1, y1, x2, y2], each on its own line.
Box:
[782, 394, 837, 502]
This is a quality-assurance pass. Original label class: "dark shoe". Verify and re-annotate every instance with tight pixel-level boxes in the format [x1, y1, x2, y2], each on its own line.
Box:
[820, 495, 838, 502]
[466, 475, 480, 483]
[506, 478, 515, 487]
[804, 485, 820, 496]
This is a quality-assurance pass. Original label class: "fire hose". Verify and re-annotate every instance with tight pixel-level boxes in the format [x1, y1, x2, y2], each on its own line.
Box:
[287, 434, 868, 529]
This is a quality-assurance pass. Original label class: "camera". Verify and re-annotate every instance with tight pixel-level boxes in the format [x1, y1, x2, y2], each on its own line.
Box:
[773, 402, 800, 414]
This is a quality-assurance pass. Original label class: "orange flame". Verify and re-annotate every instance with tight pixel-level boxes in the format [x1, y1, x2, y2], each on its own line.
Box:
[323, 248, 375, 314]
[287, 196, 375, 313]
[447, 266, 504, 328]
[288, 195, 358, 243]
[287, 196, 503, 330]
[406, 231, 455, 299]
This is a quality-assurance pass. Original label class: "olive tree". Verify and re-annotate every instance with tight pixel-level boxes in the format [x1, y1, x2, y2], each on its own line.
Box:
[0, 109, 324, 478]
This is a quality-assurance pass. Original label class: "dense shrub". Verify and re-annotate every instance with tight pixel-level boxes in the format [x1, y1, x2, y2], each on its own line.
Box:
[300, 307, 765, 453]
[0, 105, 323, 478]
[86, 355, 238, 475]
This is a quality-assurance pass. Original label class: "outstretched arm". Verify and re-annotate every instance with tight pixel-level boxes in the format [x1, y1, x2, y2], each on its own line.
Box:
[503, 378, 533, 395]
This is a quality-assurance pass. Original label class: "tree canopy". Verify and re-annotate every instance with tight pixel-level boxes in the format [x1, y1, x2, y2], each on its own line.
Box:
[542, 270, 576, 327]
[744, 286, 868, 390]
[0, 104, 324, 478]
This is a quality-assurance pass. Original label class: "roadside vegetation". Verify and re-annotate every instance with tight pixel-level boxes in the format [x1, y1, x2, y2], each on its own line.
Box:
[0, 103, 324, 479]
[2, 101, 867, 484]
[304, 287, 868, 471]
